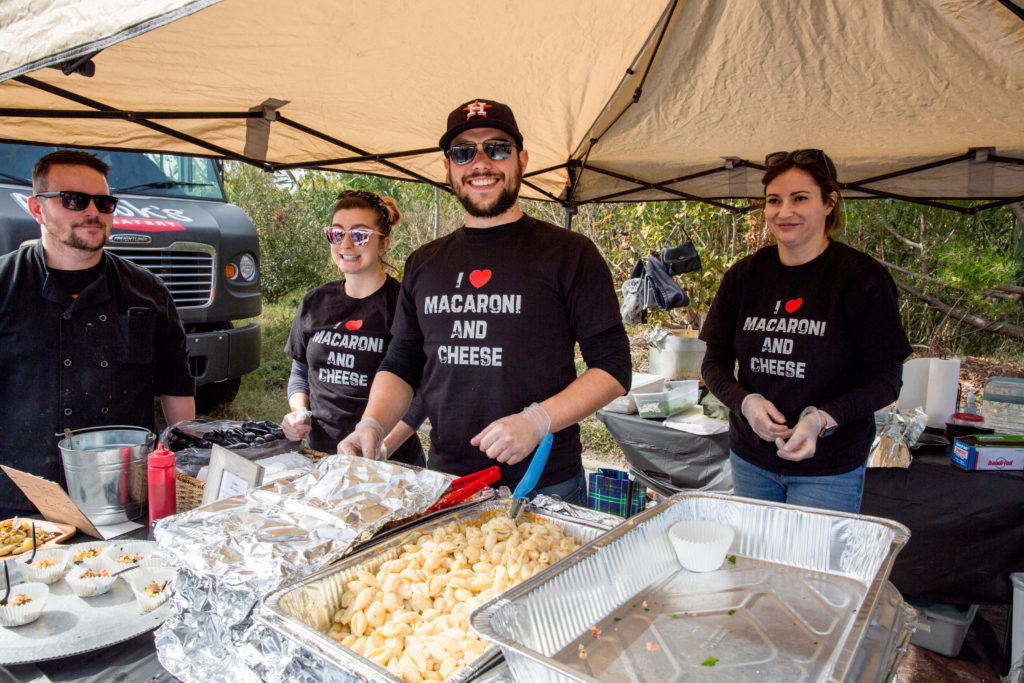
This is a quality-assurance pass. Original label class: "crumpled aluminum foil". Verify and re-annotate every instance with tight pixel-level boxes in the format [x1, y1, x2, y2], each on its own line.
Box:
[153, 453, 451, 683]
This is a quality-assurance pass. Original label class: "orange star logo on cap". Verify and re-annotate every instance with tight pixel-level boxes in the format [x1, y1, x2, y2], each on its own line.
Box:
[463, 100, 492, 119]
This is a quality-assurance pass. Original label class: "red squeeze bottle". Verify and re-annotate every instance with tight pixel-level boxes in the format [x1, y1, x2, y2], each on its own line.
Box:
[147, 443, 177, 525]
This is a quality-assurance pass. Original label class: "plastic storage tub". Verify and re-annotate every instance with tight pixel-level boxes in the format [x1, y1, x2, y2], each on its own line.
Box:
[905, 597, 978, 657]
[981, 377, 1024, 435]
[603, 373, 665, 414]
[632, 380, 698, 418]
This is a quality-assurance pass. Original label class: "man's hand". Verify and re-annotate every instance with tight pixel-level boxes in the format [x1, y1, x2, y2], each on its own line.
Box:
[471, 412, 542, 465]
[339, 419, 386, 460]
[741, 394, 793, 442]
[281, 408, 312, 442]
[775, 409, 820, 461]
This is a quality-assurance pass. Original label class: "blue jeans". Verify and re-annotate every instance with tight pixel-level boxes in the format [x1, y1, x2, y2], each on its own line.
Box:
[729, 452, 866, 513]
[531, 469, 588, 507]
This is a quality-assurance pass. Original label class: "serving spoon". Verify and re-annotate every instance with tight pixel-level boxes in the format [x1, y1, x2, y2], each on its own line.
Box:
[25, 522, 37, 565]
[0, 561, 9, 606]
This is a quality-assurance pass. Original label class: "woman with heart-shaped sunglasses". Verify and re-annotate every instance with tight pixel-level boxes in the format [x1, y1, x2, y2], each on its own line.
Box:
[280, 190, 424, 465]
[699, 150, 911, 513]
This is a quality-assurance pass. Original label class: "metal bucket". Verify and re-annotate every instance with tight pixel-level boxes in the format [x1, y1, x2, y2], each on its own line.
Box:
[648, 332, 706, 381]
[58, 426, 154, 525]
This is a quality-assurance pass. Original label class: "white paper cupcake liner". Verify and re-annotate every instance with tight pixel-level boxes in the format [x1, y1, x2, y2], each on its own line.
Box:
[65, 567, 116, 597]
[126, 567, 176, 611]
[668, 520, 736, 573]
[69, 542, 108, 569]
[0, 582, 49, 627]
[19, 548, 70, 585]
[102, 541, 164, 570]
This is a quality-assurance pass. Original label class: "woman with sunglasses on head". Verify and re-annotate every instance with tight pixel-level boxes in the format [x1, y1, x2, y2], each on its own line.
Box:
[699, 149, 910, 513]
[281, 190, 423, 465]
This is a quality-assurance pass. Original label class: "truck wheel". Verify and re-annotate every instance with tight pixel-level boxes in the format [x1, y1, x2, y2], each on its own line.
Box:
[195, 377, 241, 415]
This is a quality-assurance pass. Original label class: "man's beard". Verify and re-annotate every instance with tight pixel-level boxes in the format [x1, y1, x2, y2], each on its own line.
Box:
[47, 222, 107, 253]
[452, 169, 521, 219]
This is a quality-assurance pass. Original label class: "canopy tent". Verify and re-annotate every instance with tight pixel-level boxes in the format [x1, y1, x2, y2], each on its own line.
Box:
[1, 0, 1023, 214]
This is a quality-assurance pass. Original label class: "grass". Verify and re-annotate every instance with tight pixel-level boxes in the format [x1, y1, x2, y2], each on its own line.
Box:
[210, 293, 300, 422]
[212, 291, 628, 462]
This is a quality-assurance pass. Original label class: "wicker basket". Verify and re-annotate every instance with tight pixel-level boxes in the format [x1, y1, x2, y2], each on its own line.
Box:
[174, 447, 331, 514]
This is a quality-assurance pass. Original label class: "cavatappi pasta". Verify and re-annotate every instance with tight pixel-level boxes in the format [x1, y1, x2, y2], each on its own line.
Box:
[326, 515, 580, 681]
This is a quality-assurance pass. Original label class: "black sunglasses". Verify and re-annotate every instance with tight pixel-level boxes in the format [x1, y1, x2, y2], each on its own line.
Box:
[447, 139, 514, 166]
[34, 190, 119, 214]
[765, 149, 836, 179]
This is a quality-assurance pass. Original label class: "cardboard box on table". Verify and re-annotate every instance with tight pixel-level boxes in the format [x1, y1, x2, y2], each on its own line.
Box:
[951, 434, 1024, 470]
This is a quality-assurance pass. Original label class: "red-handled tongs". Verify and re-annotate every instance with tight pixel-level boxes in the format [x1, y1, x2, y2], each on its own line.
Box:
[426, 466, 501, 513]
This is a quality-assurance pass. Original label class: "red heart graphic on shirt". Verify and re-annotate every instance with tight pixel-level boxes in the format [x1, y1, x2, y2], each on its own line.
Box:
[345, 320, 363, 331]
[784, 298, 803, 314]
[469, 269, 491, 288]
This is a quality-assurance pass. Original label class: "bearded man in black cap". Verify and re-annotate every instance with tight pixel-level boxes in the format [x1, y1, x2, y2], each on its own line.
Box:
[341, 99, 630, 505]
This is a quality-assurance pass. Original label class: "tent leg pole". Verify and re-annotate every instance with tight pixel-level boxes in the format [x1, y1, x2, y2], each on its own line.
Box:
[563, 204, 577, 230]
[433, 186, 440, 239]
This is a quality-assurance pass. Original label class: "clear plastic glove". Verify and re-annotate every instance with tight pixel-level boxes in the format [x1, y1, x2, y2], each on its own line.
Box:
[338, 418, 388, 461]
[281, 408, 312, 442]
[776, 409, 820, 461]
[741, 394, 793, 443]
[471, 411, 542, 465]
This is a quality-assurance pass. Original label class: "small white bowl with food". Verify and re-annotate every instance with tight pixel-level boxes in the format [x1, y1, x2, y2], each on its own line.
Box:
[102, 541, 163, 571]
[20, 548, 70, 584]
[69, 542, 108, 569]
[65, 566, 117, 598]
[0, 582, 49, 627]
[125, 567, 176, 611]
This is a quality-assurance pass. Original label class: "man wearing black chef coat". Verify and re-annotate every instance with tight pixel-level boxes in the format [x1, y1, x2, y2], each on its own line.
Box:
[0, 150, 195, 516]
[341, 99, 630, 505]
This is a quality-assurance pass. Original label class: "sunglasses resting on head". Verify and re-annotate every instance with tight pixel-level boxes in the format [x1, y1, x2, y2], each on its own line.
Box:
[34, 190, 119, 214]
[446, 139, 514, 166]
[323, 225, 384, 247]
[764, 149, 836, 180]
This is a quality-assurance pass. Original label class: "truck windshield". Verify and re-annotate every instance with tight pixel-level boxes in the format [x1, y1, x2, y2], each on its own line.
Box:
[0, 143, 226, 201]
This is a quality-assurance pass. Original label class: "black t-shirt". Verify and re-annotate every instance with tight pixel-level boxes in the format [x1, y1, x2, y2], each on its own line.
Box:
[285, 275, 420, 461]
[0, 243, 194, 512]
[700, 241, 912, 476]
[391, 214, 622, 489]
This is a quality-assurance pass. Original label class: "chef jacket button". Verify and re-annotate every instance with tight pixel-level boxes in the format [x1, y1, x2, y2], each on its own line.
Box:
[99, 314, 107, 322]
[64, 359, 72, 367]
[100, 360, 108, 368]
[63, 313, 71, 320]
[64, 408, 72, 416]
[101, 407, 109, 415]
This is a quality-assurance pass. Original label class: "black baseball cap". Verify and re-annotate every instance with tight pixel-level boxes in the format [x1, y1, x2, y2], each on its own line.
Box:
[439, 99, 524, 152]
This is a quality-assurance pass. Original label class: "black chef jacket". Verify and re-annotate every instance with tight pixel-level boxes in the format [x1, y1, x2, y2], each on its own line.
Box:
[0, 243, 194, 512]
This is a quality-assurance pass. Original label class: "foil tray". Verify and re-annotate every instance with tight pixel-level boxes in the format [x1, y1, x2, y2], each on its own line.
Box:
[468, 581, 917, 683]
[471, 492, 910, 683]
[257, 498, 620, 683]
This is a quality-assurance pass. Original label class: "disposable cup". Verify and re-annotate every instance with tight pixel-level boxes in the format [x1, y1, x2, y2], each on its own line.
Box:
[0, 582, 49, 627]
[668, 520, 735, 572]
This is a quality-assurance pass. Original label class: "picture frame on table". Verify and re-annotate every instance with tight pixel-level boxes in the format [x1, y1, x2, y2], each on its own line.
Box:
[202, 444, 265, 505]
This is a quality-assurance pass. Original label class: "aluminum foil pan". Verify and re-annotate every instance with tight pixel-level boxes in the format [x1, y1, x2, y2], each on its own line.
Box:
[258, 497, 621, 683]
[152, 454, 453, 683]
[464, 580, 916, 683]
[471, 492, 909, 683]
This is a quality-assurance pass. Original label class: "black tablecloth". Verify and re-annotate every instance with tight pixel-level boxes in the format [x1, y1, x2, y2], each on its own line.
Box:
[861, 453, 1024, 605]
[598, 409, 1024, 605]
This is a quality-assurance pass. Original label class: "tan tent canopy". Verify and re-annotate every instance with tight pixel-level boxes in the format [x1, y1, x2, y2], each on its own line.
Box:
[1, 0, 1023, 214]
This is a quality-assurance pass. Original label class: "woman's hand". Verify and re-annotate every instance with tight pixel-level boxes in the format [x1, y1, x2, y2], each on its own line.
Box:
[281, 408, 312, 442]
[339, 418, 387, 460]
[775, 408, 820, 461]
[471, 412, 542, 465]
[741, 394, 793, 442]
